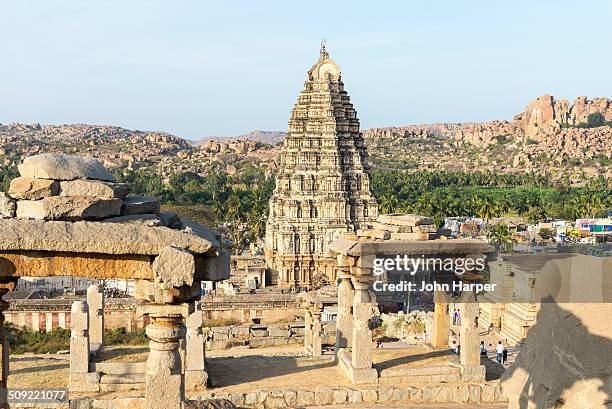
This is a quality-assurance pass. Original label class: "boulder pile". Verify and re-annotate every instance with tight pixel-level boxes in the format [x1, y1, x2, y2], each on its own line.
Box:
[0, 153, 176, 226]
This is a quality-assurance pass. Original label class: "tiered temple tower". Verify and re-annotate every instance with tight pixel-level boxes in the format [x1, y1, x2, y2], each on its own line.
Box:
[264, 44, 378, 288]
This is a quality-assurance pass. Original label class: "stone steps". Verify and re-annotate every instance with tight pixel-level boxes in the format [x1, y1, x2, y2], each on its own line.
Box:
[94, 362, 146, 375]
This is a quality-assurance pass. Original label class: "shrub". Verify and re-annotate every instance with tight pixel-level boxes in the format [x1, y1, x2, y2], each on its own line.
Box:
[587, 112, 605, 128]
[5, 323, 70, 354]
[105, 328, 148, 346]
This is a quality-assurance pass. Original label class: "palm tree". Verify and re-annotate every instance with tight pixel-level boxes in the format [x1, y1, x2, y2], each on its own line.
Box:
[211, 195, 225, 221]
[226, 192, 244, 222]
[487, 223, 515, 251]
[477, 198, 499, 222]
[379, 192, 399, 214]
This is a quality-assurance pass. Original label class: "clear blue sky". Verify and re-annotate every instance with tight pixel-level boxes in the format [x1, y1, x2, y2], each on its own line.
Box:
[1, 1, 611, 139]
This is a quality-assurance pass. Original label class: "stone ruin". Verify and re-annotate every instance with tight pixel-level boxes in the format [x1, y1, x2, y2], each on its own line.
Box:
[327, 217, 496, 385]
[69, 284, 208, 395]
[0, 153, 230, 409]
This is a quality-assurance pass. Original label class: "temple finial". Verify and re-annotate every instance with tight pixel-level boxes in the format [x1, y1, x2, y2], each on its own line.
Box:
[319, 39, 329, 60]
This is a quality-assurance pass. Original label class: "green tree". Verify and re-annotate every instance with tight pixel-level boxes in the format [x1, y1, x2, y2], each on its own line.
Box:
[477, 198, 499, 221]
[379, 192, 399, 214]
[487, 223, 515, 251]
[587, 112, 605, 128]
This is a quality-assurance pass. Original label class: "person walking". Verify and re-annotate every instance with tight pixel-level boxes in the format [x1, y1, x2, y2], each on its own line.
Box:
[480, 341, 487, 356]
[496, 341, 504, 364]
[502, 347, 508, 365]
[456, 310, 461, 326]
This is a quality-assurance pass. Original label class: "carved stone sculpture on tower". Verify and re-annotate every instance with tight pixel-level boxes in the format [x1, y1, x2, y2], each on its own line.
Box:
[264, 45, 378, 288]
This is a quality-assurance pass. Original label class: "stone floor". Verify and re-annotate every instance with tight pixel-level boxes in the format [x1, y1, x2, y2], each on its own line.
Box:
[8, 354, 69, 389]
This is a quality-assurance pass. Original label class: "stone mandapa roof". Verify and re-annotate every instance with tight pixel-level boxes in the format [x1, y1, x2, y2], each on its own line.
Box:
[329, 238, 495, 257]
[0, 219, 219, 256]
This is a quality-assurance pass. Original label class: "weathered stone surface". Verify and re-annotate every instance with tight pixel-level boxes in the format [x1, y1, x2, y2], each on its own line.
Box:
[331, 389, 347, 404]
[16, 197, 122, 220]
[347, 389, 362, 403]
[0, 250, 152, 280]
[153, 246, 195, 287]
[264, 393, 285, 408]
[60, 180, 130, 198]
[159, 211, 180, 228]
[0, 192, 15, 218]
[135, 280, 199, 304]
[122, 195, 160, 215]
[105, 214, 161, 226]
[360, 387, 378, 402]
[283, 390, 297, 407]
[314, 389, 333, 406]
[8, 177, 59, 200]
[296, 390, 315, 406]
[329, 237, 494, 257]
[0, 219, 216, 255]
[18, 153, 115, 181]
[87, 284, 104, 350]
[377, 213, 433, 226]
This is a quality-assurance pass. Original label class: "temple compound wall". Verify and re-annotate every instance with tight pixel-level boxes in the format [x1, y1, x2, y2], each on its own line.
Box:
[264, 46, 378, 289]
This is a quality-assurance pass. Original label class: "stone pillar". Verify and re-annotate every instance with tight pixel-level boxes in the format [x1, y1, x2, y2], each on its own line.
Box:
[146, 314, 186, 409]
[185, 301, 207, 390]
[311, 307, 322, 358]
[87, 284, 104, 351]
[69, 301, 98, 392]
[459, 293, 486, 381]
[335, 272, 354, 354]
[0, 289, 9, 409]
[304, 308, 313, 356]
[349, 279, 378, 383]
[431, 290, 450, 349]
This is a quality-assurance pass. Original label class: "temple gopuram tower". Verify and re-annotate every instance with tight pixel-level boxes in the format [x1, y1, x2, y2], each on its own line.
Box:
[264, 43, 378, 288]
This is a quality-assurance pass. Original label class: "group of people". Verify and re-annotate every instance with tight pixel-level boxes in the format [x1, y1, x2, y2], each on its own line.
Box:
[481, 340, 508, 365]
[451, 309, 461, 325]
[453, 339, 508, 365]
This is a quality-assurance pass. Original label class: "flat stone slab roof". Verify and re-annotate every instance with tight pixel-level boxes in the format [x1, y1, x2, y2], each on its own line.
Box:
[0, 219, 218, 256]
[329, 238, 495, 257]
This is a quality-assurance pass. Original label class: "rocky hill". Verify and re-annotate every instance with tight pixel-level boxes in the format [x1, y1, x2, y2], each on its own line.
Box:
[196, 130, 286, 145]
[362, 95, 612, 181]
[0, 95, 610, 183]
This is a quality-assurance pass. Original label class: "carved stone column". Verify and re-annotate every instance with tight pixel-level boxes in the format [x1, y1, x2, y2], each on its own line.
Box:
[69, 300, 99, 392]
[335, 272, 354, 354]
[0, 289, 9, 409]
[432, 290, 450, 349]
[311, 307, 322, 358]
[146, 314, 186, 409]
[304, 308, 313, 356]
[86, 284, 104, 351]
[349, 279, 378, 384]
[459, 292, 486, 381]
[185, 301, 207, 390]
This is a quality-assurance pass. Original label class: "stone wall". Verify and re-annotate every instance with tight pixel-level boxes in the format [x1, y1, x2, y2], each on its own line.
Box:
[205, 322, 336, 351]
